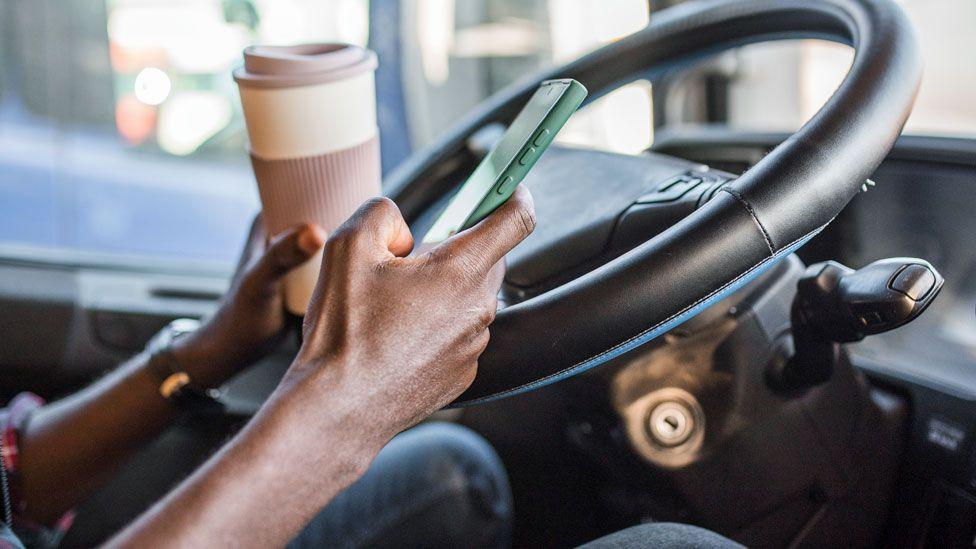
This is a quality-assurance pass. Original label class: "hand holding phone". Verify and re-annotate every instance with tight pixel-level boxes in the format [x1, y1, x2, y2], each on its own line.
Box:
[422, 79, 587, 244]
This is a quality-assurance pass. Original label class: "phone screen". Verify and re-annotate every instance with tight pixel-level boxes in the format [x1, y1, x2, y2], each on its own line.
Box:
[422, 81, 577, 244]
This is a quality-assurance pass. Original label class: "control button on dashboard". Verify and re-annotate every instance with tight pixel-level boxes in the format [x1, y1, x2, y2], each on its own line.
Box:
[496, 176, 516, 195]
[658, 175, 701, 192]
[925, 416, 966, 454]
[519, 147, 536, 166]
[532, 129, 550, 146]
[890, 264, 937, 301]
[637, 175, 704, 204]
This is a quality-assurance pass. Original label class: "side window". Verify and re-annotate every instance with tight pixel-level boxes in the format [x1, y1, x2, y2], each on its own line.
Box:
[0, 0, 368, 270]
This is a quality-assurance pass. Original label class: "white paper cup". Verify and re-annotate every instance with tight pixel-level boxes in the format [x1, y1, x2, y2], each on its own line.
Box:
[234, 43, 382, 314]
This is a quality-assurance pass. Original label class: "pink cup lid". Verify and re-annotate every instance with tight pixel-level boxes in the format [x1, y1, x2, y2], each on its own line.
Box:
[233, 43, 378, 89]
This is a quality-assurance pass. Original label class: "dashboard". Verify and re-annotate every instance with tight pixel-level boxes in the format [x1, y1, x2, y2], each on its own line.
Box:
[653, 130, 976, 546]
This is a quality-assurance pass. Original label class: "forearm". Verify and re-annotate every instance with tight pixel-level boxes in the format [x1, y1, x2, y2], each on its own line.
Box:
[10, 218, 321, 527]
[16, 353, 179, 523]
[106, 365, 385, 548]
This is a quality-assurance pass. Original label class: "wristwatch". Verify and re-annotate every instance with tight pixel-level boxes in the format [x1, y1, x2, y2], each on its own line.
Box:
[146, 318, 224, 413]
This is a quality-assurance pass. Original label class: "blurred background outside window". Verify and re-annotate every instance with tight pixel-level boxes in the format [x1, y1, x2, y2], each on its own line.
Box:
[0, 0, 973, 272]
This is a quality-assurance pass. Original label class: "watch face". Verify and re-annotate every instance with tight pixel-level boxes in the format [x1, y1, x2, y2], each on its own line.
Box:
[147, 318, 202, 362]
[169, 318, 202, 337]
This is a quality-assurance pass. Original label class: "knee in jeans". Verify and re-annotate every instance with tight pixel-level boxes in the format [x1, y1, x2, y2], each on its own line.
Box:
[580, 523, 745, 549]
[394, 422, 511, 524]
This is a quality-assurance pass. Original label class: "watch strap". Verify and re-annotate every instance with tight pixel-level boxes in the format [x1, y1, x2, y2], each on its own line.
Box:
[146, 319, 224, 414]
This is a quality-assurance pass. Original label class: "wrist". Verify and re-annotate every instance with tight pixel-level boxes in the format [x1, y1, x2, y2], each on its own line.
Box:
[168, 330, 234, 389]
[262, 355, 392, 461]
[144, 319, 229, 406]
[241, 368, 387, 505]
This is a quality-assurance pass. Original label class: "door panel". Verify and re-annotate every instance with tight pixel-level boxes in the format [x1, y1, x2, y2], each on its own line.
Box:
[0, 260, 225, 398]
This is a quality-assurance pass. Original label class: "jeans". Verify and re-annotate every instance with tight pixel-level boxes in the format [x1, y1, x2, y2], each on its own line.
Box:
[580, 523, 745, 549]
[289, 422, 512, 549]
[286, 422, 740, 549]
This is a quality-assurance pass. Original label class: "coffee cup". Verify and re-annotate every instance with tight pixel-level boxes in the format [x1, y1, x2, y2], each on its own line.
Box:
[234, 43, 381, 314]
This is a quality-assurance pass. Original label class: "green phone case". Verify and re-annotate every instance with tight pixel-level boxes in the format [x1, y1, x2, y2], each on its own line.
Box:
[459, 79, 588, 231]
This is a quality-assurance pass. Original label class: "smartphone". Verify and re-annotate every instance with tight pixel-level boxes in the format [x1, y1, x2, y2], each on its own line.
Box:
[421, 79, 587, 244]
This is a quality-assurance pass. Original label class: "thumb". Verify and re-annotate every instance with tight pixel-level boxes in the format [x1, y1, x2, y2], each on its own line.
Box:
[432, 185, 535, 275]
[254, 223, 326, 280]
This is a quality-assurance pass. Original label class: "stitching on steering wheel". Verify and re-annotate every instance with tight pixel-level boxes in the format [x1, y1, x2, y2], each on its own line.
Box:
[720, 186, 775, 254]
[457, 222, 829, 406]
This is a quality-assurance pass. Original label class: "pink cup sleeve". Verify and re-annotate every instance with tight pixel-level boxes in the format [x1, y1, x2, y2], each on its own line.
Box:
[250, 135, 382, 236]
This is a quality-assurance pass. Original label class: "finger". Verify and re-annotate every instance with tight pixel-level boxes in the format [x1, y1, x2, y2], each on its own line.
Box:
[433, 185, 535, 275]
[235, 215, 268, 274]
[330, 197, 415, 260]
[254, 223, 326, 279]
[485, 258, 506, 293]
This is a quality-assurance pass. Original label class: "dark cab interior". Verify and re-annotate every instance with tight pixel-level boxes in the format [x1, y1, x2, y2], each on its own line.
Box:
[1, 0, 975, 547]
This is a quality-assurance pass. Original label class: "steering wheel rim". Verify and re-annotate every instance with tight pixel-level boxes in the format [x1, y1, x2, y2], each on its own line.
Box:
[385, 0, 921, 406]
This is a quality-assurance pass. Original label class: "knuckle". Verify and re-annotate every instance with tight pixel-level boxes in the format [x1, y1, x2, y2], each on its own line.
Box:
[476, 305, 496, 327]
[362, 196, 398, 219]
[515, 201, 537, 238]
[476, 328, 491, 351]
[466, 317, 490, 342]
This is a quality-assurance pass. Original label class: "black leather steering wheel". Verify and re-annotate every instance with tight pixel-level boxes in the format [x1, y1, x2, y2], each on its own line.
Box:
[384, 0, 921, 406]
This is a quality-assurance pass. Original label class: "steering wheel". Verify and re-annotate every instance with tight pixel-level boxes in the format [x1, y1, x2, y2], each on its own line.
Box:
[384, 0, 920, 406]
